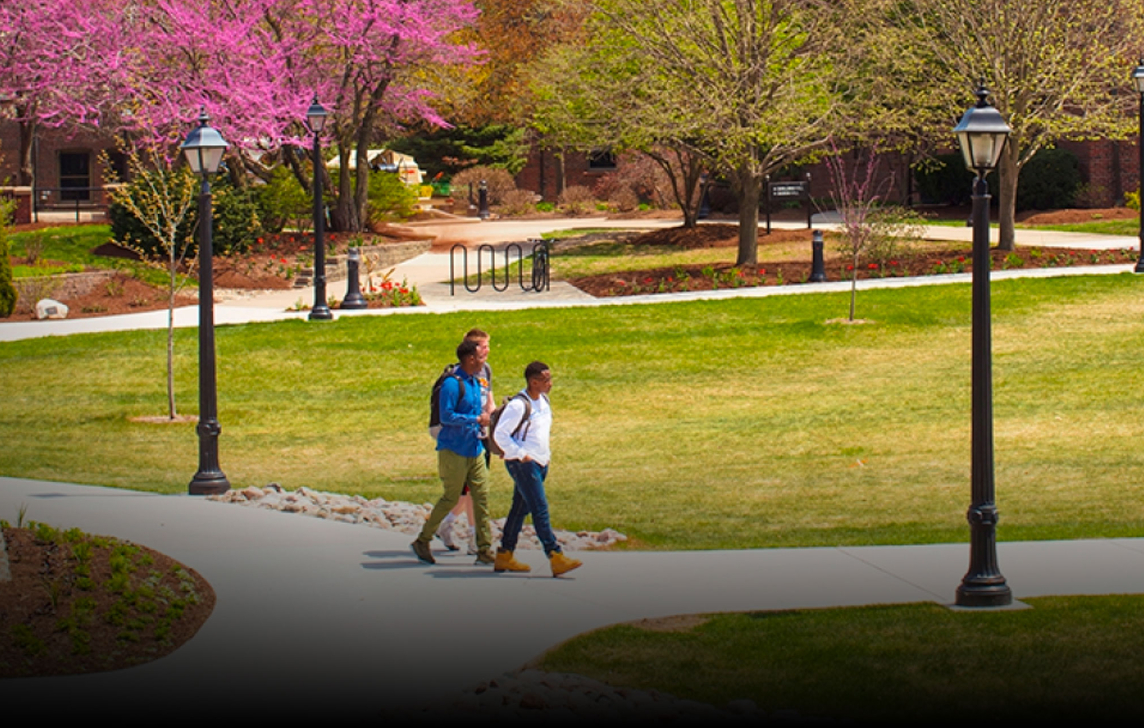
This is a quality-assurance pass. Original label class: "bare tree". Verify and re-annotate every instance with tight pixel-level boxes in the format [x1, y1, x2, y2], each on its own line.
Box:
[825, 142, 925, 321]
[107, 151, 198, 420]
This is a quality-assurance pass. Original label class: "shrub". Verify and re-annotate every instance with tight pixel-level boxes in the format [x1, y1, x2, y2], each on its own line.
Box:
[497, 188, 539, 216]
[111, 168, 262, 257]
[0, 196, 17, 317]
[557, 185, 597, 215]
[1125, 188, 1140, 211]
[367, 171, 418, 225]
[1016, 147, 1081, 211]
[450, 166, 517, 205]
[257, 166, 312, 233]
[913, 154, 975, 206]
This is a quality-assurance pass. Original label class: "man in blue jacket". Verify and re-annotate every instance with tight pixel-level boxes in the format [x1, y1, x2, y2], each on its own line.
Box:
[412, 339, 494, 565]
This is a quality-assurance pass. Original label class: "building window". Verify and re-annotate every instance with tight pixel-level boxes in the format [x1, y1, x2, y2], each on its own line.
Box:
[587, 150, 616, 170]
[59, 152, 91, 201]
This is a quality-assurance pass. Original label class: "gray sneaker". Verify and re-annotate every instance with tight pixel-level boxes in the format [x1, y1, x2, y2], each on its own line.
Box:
[411, 540, 435, 565]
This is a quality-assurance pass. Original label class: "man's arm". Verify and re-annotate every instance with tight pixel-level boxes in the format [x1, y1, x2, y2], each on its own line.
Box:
[439, 376, 480, 427]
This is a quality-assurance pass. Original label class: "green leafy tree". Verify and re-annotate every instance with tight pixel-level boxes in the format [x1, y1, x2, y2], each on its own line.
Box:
[898, 0, 1142, 249]
[534, 0, 853, 265]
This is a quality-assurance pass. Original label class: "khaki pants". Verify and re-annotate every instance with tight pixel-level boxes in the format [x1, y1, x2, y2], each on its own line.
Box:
[417, 449, 491, 553]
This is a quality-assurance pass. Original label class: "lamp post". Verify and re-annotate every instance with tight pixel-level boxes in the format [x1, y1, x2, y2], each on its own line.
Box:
[952, 83, 1012, 607]
[1132, 60, 1144, 273]
[307, 97, 333, 320]
[182, 111, 230, 496]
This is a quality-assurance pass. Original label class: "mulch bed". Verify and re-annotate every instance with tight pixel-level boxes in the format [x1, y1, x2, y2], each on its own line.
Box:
[6, 229, 425, 320]
[568, 226, 1140, 298]
[0, 524, 214, 678]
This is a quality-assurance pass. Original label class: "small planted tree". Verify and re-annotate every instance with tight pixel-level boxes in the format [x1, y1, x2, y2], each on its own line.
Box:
[107, 151, 198, 419]
[825, 142, 925, 321]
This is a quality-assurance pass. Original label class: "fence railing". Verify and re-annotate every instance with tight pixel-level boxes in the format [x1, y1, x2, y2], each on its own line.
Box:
[33, 186, 116, 223]
[449, 240, 551, 295]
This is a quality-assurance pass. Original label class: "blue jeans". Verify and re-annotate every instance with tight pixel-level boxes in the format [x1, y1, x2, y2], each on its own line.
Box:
[501, 460, 561, 556]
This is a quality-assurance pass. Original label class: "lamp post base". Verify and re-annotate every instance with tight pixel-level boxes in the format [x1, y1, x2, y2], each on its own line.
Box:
[955, 579, 1012, 607]
[189, 471, 230, 496]
[308, 305, 333, 321]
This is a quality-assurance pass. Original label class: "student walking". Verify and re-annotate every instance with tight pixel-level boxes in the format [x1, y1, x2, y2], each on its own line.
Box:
[412, 339, 494, 566]
[492, 361, 581, 577]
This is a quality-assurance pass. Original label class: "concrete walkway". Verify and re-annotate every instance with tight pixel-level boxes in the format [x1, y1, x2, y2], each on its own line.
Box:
[3, 476, 1144, 719]
[3, 217, 1144, 718]
[1, 216, 1138, 342]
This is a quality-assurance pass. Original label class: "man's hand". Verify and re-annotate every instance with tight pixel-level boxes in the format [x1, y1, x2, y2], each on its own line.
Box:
[477, 412, 490, 426]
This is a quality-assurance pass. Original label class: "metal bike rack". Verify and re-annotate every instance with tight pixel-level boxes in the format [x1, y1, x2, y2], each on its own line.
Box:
[450, 239, 551, 296]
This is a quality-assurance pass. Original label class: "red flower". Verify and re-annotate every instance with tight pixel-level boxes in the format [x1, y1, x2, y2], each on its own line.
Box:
[280, 258, 288, 264]
[759, 268, 766, 275]
[667, 276, 673, 282]
[617, 280, 627, 286]
[257, 237, 264, 244]
[846, 264, 854, 271]
[957, 256, 965, 263]
[867, 263, 878, 270]
[889, 260, 898, 266]
[382, 281, 393, 291]
[644, 277, 653, 283]
[400, 288, 409, 295]
[736, 269, 745, 277]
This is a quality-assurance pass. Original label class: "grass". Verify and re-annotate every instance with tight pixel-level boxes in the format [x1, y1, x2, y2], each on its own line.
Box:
[1018, 218, 1139, 236]
[3, 274, 1144, 549]
[925, 216, 1138, 236]
[538, 595, 1144, 721]
[6, 225, 187, 288]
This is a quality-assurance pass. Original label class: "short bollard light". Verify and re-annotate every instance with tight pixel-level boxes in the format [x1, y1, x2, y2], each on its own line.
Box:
[479, 179, 489, 220]
[810, 230, 827, 282]
[341, 247, 368, 309]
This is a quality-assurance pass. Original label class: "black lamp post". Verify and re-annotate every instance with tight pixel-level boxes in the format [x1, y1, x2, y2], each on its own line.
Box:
[307, 97, 333, 320]
[1132, 60, 1144, 273]
[952, 83, 1012, 607]
[182, 111, 231, 496]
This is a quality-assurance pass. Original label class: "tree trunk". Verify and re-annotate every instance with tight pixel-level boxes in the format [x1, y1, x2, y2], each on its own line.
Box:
[17, 116, 35, 187]
[735, 168, 761, 267]
[995, 142, 1020, 251]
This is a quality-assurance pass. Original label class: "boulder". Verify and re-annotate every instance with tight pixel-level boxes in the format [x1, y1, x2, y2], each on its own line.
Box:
[35, 299, 69, 319]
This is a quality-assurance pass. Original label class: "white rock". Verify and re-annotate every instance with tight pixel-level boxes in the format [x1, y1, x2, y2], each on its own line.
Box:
[35, 299, 68, 319]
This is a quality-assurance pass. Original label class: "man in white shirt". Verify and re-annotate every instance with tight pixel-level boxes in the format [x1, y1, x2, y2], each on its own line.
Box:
[493, 361, 582, 577]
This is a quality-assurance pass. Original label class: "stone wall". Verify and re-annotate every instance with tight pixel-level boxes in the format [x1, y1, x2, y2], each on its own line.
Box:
[12, 270, 118, 313]
[293, 239, 431, 287]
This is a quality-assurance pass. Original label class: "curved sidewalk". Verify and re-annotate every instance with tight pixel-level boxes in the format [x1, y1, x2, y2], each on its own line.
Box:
[1, 217, 1139, 343]
[3, 476, 1144, 718]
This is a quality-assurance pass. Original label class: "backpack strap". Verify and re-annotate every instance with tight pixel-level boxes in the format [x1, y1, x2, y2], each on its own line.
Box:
[510, 392, 532, 442]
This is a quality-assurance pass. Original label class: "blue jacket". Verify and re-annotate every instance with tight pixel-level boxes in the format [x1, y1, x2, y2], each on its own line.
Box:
[436, 367, 485, 458]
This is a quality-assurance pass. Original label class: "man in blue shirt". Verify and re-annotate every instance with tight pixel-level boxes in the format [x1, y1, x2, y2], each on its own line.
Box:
[412, 339, 494, 565]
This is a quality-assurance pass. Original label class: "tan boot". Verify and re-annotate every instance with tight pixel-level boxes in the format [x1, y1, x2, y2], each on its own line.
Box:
[494, 548, 531, 573]
[549, 551, 582, 577]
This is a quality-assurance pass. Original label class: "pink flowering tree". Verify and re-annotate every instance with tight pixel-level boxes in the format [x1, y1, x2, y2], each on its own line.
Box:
[122, 0, 482, 231]
[3, 0, 481, 231]
[0, 0, 130, 185]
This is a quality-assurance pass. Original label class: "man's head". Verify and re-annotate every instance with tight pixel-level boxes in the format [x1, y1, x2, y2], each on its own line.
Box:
[465, 328, 490, 365]
[524, 361, 552, 395]
[456, 339, 481, 374]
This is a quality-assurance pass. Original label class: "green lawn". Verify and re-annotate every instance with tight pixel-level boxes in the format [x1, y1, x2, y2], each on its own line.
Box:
[6, 225, 182, 288]
[3, 273, 1144, 549]
[539, 595, 1144, 721]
